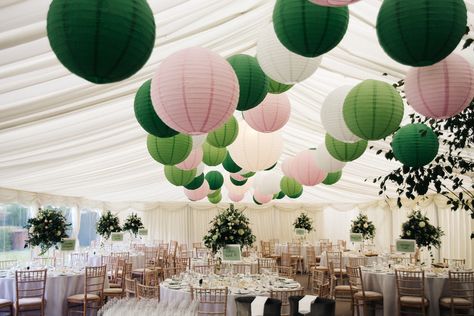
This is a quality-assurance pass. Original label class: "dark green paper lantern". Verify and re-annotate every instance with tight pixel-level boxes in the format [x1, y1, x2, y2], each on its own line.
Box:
[376, 0, 467, 67]
[206, 116, 239, 148]
[134, 80, 178, 138]
[343, 80, 404, 141]
[202, 142, 227, 166]
[265, 163, 277, 171]
[184, 173, 205, 190]
[205, 171, 224, 191]
[208, 193, 222, 204]
[227, 54, 268, 111]
[47, 0, 156, 84]
[222, 153, 242, 173]
[273, 191, 286, 199]
[268, 78, 293, 94]
[391, 124, 439, 168]
[325, 134, 368, 162]
[280, 176, 303, 199]
[147, 133, 192, 165]
[241, 171, 256, 178]
[208, 188, 221, 199]
[230, 177, 247, 186]
[273, 0, 349, 58]
[164, 165, 196, 186]
[323, 171, 342, 185]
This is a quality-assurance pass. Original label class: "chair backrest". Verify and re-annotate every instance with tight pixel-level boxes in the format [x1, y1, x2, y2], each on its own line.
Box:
[136, 283, 160, 300]
[111, 251, 130, 261]
[132, 243, 146, 252]
[348, 257, 368, 268]
[337, 240, 346, 251]
[0, 259, 17, 270]
[281, 252, 291, 267]
[270, 288, 304, 316]
[306, 247, 316, 267]
[193, 265, 215, 275]
[193, 242, 202, 249]
[258, 258, 277, 274]
[159, 243, 169, 252]
[319, 239, 329, 244]
[144, 269, 160, 286]
[124, 277, 137, 297]
[162, 267, 177, 280]
[395, 269, 426, 298]
[318, 282, 331, 299]
[113, 259, 129, 288]
[191, 287, 228, 316]
[84, 265, 106, 299]
[169, 240, 178, 257]
[269, 240, 278, 255]
[196, 248, 209, 259]
[346, 266, 364, 295]
[144, 248, 159, 268]
[311, 269, 327, 294]
[443, 258, 466, 268]
[320, 242, 332, 253]
[277, 266, 294, 278]
[177, 257, 191, 270]
[232, 263, 251, 274]
[15, 269, 47, 301]
[326, 251, 342, 269]
[447, 271, 474, 305]
[32, 257, 56, 267]
[261, 241, 271, 257]
[288, 244, 301, 257]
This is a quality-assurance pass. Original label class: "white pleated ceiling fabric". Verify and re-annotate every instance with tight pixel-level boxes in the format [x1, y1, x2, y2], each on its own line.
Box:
[0, 0, 473, 204]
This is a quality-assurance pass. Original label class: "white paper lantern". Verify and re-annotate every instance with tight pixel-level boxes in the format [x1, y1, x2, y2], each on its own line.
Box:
[320, 85, 361, 143]
[192, 135, 207, 150]
[314, 145, 346, 172]
[184, 181, 210, 201]
[254, 190, 273, 204]
[228, 121, 284, 172]
[253, 171, 282, 195]
[257, 24, 322, 84]
[195, 163, 205, 176]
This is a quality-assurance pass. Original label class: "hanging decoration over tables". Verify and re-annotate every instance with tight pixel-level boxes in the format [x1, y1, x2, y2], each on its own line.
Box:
[239, 170, 256, 178]
[350, 214, 375, 240]
[225, 174, 253, 195]
[24, 208, 71, 255]
[314, 146, 346, 172]
[343, 79, 404, 140]
[325, 134, 368, 162]
[208, 192, 223, 204]
[230, 173, 247, 182]
[230, 177, 247, 186]
[391, 124, 439, 168]
[228, 191, 245, 203]
[268, 78, 294, 94]
[227, 54, 269, 111]
[293, 149, 327, 186]
[404, 54, 474, 119]
[206, 116, 239, 148]
[309, 0, 360, 6]
[184, 173, 205, 190]
[253, 171, 282, 195]
[164, 165, 196, 186]
[203, 204, 256, 253]
[222, 153, 242, 173]
[46, 0, 156, 83]
[202, 142, 227, 166]
[257, 24, 322, 84]
[280, 176, 304, 198]
[147, 133, 192, 165]
[293, 213, 314, 232]
[273, 191, 286, 199]
[122, 213, 144, 238]
[205, 171, 224, 191]
[150, 47, 239, 135]
[400, 210, 444, 251]
[184, 180, 210, 201]
[192, 135, 207, 150]
[281, 157, 296, 178]
[96, 210, 122, 241]
[322, 170, 342, 185]
[134, 80, 178, 138]
[273, 0, 349, 58]
[176, 147, 203, 170]
[208, 189, 221, 199]
[376, 0, 467, 66]
[243, 93, 291, 133]
[253, 190, 273, 204]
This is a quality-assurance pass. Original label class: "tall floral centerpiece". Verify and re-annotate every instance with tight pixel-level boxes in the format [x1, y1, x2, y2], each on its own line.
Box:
[350, 214, 375, 240]
[203, 204, 256, 255]
[122, 213, 144, 238]
[293, 213, 314, 232]
[96, 210, 121, 240]
[24, 208, 71, 255]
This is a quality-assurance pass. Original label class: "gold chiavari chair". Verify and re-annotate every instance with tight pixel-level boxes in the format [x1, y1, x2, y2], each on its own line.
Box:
[261, 241, 271, 258]
[310, 268, 327, 294]
[132, 243, 146, 253]
[191, 287, 228, 316]
[103, 262, 132, 300]
[277, 266, 294, 278]
[280, 252, 295, 272]
[306, 247, 317, 288]
[347, 266, 383, 316]
[100, 255, 119, 282]
[193, 265, 215, 275]
[144, 269, 160, 286]
[0, 298, 12, 316]
[288, 243, 304, 274]
[67, 265, 106, 316]
[320, 242, 332, 253]
[269, 240, 280, 262]
[136, 284, 160, 300]
[232, 263, 251, 275]
[337, 240, 347, 251]
[443, 258, 467, 269]
[439, 271, 474, 315]
[270, 288, 304, 316]
[176, 257, 191, 271]
[0, 259, 17, 270]
[329, 262, 352, 303]
[348, 257, 368, 268]
[132, 247, 159, 283]
[70, 253, 88, 266]
[319, 239, 330, 244]
[15, 269, 47, 316]
[111, 252, 129, 261]
[196, 247, 209, 259]
[395, 269, 429, 316]
[124, 277, 137, 298]
[178, 244, 190, 258]
[318, 282, 332, 299]
[162, 267, 177, 280]
[109, 259, 126, 288]
[257, 258, 277, 274]
[327, 251, 346, 284]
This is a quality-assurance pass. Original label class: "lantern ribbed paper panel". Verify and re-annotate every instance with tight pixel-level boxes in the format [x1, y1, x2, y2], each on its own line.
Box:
[202, 142, 227, 166]
[392, 124, 439, 168]
[208, 193, 222, 204]
[254, 191, 273, 204]
[176, 148, 203, 170]
[376, 0, 467, 67]
[274, 191, 286, 199]
[208, 189, 221, 199]
[146, 134, 192, 165]
[225, 174, 252, 195]
[243, 94, 291, 133]
[325, 134, 367, 162]
[230, 173, 246, 182]
[268, 78, 294, 94]
[184, 181, 210, 201]
[280, 176, 303, 198]
[281, 158, 296, 178]
[223, 153, 242, 173]
[230, 177, 247, 186]
[47, 0, 155, 84]
[257, 24, 322, 84]
[315, 146, 346, 172]
[253, 197, 263, 205]
[134, 80, 178, 138]
[192, 135, 207, 150]
[206, 116, 239, 148]
[309, 0, 360, 6]
[227, 55, 268, 111]
[228, 121, 284, 172]
[229, 191, 245, 203]
[343, 80, 404, 140]
[253, 171, 281, 195]
[205, 171, 224, 191]
[405, 54, 474, 119]
[240, 170, 256, 178]
[459, 49, 474, 69]
[322, 170, 342, 185]
[184, 173, 205, 190]
[273, 0, 349, 58]
[151, 47, 239, 135]
[164, 166, 196, 186]
[294, 150, 327, 186]
[320, 85, 360, 143]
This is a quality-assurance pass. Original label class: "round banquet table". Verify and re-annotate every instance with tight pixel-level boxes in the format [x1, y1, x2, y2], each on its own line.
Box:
[275, 244, 321, 272]
[88, 253, 145, 269]
[319, 252, 381, 268]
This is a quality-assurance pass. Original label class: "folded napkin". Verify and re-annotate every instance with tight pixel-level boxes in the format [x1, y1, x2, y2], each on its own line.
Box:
[298, 295, 318, 314]
[251, 296, 268, 316]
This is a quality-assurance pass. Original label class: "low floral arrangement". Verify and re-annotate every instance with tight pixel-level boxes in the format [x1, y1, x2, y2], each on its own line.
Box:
[203, 204, 256, 254]
[24, 208, 71, 255]
[350, 213, 376, 240]
[122, 213, 144, 237]
[293, 212, 314, 232]
[400, 210, 444, 250]
[97, 210, 122, 240]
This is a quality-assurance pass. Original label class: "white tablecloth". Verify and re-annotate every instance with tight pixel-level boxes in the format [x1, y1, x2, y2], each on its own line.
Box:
[88, 254, 145, 269]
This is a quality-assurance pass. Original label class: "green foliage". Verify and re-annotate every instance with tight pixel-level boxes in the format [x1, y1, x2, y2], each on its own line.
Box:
[96, 210, 121, 240]
[122, 213, 144, 237]
[350, 214, 375, 240]
[400, 210, 444, 250]
[293, 213, 314, 232]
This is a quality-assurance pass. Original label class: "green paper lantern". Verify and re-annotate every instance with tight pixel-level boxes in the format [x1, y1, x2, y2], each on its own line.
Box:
[134, 80, 178, 138]
[268, 78, 293, 94]
[273, 0, 349, 58]
[253, 197, 262, 205]
[222, 153, 242, 173]
[164, 166, 196, 186]
[202, 142, 227, 166]
[323, 171, 342, 185]
[147, 133, 192, 165]
[241, 171, 256, 178]
[205, 171, 224, 191]
[208, 188, 221, 199]
[280, 176, 303, 199]
[184, 173, 205, 190]
[376, 0, 467, 67]
[208, 193, 222, 204]
[325, 134, 368, 162]
[47, 0, 155, 84]
[343, 80, 404, 141]
[391, 124, 439, 168]
[227, 54, 268, 111]
[273, 191, 286, 199]
[206, 116, 239, 148]
[230, 177, 247, 186]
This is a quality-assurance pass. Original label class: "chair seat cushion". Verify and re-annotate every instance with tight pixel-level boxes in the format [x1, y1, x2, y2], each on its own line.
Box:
[400, 296, 429, 306]
[334, 268, 346, 274]
[104, 288, 124, 295]
[0, 299, 12, 307]
[132, 268, 154, 274]
[355, 291, 383, 300]
[18, 297, 43, 306]
[109, 282, 121, 288]
[439, 297, 472, 308]
[315, 266, 328, 271]
[67, 294, 100, 302]
[335, 285, 352, 292]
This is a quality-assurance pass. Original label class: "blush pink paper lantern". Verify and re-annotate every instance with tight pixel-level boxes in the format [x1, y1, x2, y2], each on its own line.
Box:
[230, 173, 247, 182]
[254, 190, 273, 204]
[151, 47, 239, 135]
[309, 0, 360, 6]
[176, 148, 203, 170]
[228, 191, 245, 203]
[225, 174, 253, 195]
[184, 181, 210, 201]
[281, 158, 296, 178]
[293, 150, 327, 186]
[243, 94, 291, 133]
[405, 54, 474, 119]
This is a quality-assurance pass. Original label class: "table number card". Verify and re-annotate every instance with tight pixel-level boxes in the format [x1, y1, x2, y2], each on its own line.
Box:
[350, 233, 363, 243]
[111, 232, 124, 242]
[395, 239, 416, 253]
[222, 244, 241, 261]
[61, 238, 76, 251]
[138, 228, 148, 236]
[295, 228, 306, 236]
